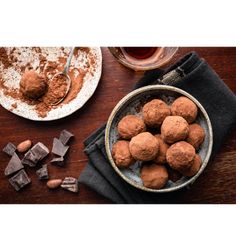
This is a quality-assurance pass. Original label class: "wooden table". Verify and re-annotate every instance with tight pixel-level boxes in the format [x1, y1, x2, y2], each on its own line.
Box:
[0, 47, 235, 204]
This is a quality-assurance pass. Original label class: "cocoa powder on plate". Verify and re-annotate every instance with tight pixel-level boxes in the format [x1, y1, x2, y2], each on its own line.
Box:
[0, 48, 11, 68]
[43, 74, 68, 105]
[0, 47, 94, 118]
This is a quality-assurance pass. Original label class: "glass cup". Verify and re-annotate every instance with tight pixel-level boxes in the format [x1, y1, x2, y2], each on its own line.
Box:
[108, 47, 178, 71]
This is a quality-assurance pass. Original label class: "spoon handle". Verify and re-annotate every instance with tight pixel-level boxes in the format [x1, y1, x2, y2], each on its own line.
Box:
[63, 47, 75, 74]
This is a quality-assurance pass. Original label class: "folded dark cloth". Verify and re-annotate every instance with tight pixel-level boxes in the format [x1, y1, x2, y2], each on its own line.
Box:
[79, 51, 236, 203]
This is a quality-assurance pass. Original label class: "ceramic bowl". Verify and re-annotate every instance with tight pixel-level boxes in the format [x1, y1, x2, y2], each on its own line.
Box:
[105, 85, 213, 193]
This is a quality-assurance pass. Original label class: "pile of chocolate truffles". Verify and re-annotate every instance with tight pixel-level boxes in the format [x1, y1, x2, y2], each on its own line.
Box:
[112, 96, 205, 190]
[2, 130, 78, 193]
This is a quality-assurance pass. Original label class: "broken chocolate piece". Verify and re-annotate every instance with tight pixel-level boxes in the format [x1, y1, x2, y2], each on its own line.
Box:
[3, 142, 16, 156]
[61, 177, 79, 193]
[22, 142, 49, 167]
[52, 138, 69, 157]
[50, 156, 65, 167]
[31, 142, 49, 161]
[59, 130, 74, 145]
[5, 153, 24, 176]
[8, 169, 31, 191]
[36, 164, 49, 180]
[22, 150, 37, 167]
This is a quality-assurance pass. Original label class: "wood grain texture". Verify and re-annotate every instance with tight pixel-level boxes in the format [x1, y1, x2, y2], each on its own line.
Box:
[0, 47, 235, 204]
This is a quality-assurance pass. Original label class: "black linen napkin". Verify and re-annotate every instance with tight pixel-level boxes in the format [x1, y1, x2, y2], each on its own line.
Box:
[79, 52, 236, 203]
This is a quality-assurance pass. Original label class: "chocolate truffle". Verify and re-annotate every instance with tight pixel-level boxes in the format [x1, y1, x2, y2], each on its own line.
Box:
[20, 70, 47, 99]
[141, 164, 168, 189]
[186, 123, 205, 150]
[112, 140, 134, 168]
[142, 99, 171, 127]
[180, 154, 202, 177]
[154, 134, 169, 164]
[171, 96, 198, 123]
[129, 132, 159, 161]
[166, 141, 195, 171]
[117, 115, 146, 139]
[161, 116, 189, 144]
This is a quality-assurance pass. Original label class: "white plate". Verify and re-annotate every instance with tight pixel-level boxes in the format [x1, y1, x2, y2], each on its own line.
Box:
[0, 47, 102, 121]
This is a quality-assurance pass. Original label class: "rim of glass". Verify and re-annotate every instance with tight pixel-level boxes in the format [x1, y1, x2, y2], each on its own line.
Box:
[108, 47, 178, 71]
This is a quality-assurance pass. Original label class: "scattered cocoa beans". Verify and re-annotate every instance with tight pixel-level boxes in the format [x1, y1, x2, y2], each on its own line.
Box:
[46, 179, 62, 189]
[17, 140, 32, 153]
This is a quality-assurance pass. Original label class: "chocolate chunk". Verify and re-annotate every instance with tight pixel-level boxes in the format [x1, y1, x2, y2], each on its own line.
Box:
[36, 164, 49, 180]
[50, 156, 65, 166]
[31, 142, 49, 161]
[61, 177, 79, 193]
[52, 138, 69, 157]
[22, 150, 37, 167]
[22, 142, 49, 167]
[8, 169, 31, 191]
[3, 142, 16, 156]
[5, 153, 24, 176]
[59, 130, 74, 145]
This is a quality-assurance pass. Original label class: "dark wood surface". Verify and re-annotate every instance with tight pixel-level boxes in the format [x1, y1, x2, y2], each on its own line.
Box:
[0, 47, 235, 204]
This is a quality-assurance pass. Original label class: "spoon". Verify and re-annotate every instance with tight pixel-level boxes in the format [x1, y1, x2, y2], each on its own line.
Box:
[50, 47, 75, 105]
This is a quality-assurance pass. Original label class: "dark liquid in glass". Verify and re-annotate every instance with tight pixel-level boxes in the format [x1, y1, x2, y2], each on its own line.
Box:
[123, 47, 158, 59]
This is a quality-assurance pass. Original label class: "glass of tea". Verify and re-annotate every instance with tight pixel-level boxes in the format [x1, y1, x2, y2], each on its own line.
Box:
[108, 47, 178, 71]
